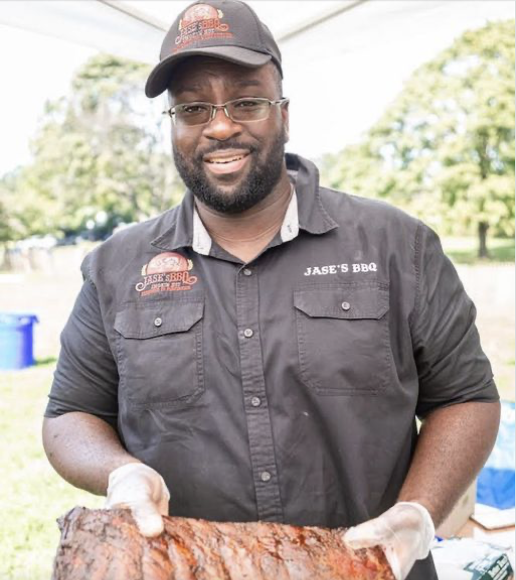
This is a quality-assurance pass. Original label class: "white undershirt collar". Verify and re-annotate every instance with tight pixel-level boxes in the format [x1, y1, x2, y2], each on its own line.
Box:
[192, 186, 299, 256]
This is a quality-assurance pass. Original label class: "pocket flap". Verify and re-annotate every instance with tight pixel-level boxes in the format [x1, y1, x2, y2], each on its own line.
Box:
[114, 302, 204, 339]
[294, 284, 389, 320]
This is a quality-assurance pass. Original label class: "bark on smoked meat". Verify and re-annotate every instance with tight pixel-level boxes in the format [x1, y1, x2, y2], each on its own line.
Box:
[52, 507, 395, 580]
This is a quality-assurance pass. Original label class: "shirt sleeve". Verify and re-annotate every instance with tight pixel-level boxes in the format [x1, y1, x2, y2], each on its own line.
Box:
[411, 223, 499, 418]
[44, 255, 119, 428]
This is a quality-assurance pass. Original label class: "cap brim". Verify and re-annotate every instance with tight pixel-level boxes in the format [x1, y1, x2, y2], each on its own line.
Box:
[145, 46, 272, 98]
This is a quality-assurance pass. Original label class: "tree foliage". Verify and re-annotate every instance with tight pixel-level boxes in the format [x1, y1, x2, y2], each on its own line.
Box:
[0, 54, 183, 241]
[322, 19, 515, 257]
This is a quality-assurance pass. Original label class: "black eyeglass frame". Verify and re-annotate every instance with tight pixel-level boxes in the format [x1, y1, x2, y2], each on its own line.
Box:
[162, 97, 290, 127]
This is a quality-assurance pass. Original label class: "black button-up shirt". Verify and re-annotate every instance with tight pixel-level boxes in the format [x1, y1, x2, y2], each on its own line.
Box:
[46, 154, 498, 580]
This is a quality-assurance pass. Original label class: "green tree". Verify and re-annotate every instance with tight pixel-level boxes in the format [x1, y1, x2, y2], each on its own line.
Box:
[323, 19, 515, 257]
[0, 169, 27, 241]
[1, 54, 183, 241]
[0, 199, 11, 244]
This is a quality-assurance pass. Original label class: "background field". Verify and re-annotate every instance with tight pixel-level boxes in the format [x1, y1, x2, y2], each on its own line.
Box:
[0, 239, 514, 580]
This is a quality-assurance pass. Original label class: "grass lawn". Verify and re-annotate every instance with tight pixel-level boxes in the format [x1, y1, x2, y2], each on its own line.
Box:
[442, 236, 515, 265]
[0, 362, 103, 580]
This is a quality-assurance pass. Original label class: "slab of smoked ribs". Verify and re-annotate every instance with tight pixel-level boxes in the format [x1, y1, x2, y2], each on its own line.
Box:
[52, 507, 395, 580]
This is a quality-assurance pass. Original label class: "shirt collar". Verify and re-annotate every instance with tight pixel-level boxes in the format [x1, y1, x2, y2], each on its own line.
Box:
[192, 207, 212, 255]
[151, 153, 338, 253]
[285, 153, 338, 235]
[191, 183, 298, 256]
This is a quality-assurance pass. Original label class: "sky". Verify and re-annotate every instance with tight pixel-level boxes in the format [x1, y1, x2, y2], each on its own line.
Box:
[0, 24, 95, 176]
[0, 1, 513, 177]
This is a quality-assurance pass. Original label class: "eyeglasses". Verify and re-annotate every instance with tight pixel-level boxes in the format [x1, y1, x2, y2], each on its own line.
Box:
[162, 97, 289, 127]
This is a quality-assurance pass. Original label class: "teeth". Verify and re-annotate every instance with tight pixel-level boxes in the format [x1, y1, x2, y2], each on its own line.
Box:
[207, 155, 245, 164]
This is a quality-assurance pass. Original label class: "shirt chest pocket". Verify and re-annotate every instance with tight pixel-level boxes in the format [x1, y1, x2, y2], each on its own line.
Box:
[294, 283, 393, 395]
[114, 301, 204, 409]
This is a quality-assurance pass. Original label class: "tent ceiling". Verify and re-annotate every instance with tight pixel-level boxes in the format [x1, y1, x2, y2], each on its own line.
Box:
[0, 1, 512, 158]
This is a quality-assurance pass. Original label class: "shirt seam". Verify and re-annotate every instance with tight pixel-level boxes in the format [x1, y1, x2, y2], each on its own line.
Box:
[408, 220, 424, 338]
[81, 251, 94, 283]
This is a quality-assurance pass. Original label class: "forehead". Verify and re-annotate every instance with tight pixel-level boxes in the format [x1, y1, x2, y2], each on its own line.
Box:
[169, 57, 277, 98]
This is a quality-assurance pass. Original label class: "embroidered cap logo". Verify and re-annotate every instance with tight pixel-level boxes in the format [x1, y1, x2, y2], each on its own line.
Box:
[175, 4, 231, 50]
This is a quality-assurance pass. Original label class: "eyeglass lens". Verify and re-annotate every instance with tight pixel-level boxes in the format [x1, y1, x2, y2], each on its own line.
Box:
[175, 99, 272, 126]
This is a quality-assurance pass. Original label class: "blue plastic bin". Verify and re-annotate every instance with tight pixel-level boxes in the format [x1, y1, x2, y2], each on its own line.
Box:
[477, 400, 515, 509]
[0, 312, 39, 370]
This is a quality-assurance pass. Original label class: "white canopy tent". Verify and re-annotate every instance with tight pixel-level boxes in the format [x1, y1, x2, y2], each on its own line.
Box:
[0, 0, 513, 159]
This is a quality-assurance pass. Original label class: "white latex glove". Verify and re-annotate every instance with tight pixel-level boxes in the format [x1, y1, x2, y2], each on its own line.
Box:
[343, 502, 435, 580]
[105, 463, 170, 537]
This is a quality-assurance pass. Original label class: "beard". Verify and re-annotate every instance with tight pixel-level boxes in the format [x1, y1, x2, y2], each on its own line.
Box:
[173, 130, 286, 214]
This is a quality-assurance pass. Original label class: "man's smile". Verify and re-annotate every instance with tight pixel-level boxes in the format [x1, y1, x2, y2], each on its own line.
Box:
[203, 149, 251, 176]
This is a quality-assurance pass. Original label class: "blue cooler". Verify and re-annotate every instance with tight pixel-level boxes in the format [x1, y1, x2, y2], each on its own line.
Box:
[477, 400, 515, 509]
[0, 312, 39, 370]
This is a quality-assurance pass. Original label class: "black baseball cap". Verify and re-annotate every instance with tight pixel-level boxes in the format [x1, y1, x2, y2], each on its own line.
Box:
[145, 0, 283, 98]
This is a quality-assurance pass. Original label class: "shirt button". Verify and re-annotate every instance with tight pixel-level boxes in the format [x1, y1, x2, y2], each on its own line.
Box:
[243, 268, 253, 276]
[243, 328, 254, 338]
[251, 396, 261, 407]
[341, 301, 351, 311]
[154, 317, 163, 327]
[260, 471, 271, 482]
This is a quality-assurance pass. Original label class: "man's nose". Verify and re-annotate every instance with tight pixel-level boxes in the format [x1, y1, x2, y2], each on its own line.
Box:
[202, 107, 242, 140]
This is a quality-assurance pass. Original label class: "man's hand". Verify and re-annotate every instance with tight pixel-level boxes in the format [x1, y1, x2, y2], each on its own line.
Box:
[105, 463, 170, 537]
[343, 502, 435, 580]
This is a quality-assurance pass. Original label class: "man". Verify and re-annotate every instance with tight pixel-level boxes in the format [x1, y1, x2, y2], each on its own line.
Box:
[42, 2, 500, 579]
